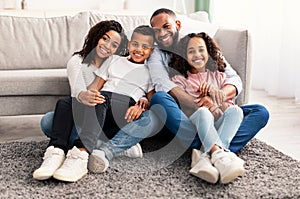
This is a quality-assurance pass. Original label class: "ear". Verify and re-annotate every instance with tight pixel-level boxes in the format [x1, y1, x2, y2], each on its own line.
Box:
[175, 20, 182, 31]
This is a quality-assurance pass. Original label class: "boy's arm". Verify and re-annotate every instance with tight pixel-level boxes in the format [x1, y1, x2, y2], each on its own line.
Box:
[125, 89, 155, 122]
[87, 76, 106, 91]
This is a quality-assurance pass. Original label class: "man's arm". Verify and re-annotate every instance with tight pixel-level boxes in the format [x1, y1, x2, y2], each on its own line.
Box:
[223, 58, 242, 96]
[222, 84, 237, 101]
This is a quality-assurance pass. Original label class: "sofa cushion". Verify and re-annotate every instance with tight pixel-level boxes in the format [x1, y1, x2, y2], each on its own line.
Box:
[214, 29, 250, 105]
[0, 12, 89, 70]
[0, 69, 70, 96]
[0, 96, 66, 116]
[177, 14, 218, 38]
[89, 11, 151, 35]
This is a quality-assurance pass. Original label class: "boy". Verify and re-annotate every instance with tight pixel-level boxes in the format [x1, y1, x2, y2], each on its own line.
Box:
[85, 25, 155, 173]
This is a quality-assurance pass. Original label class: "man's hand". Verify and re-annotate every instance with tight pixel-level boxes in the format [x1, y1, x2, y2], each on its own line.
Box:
[209, 89, 225, 107]
[78, 89, 105, 106]
[125, 105, 144, 122]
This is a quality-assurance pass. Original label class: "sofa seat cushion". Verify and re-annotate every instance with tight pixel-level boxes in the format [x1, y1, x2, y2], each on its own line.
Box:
[0, 96, 66, 116]
[0, 69, 70, 96]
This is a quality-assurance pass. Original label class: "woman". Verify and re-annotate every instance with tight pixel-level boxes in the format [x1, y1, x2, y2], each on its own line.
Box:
[33, 20, 131, 182]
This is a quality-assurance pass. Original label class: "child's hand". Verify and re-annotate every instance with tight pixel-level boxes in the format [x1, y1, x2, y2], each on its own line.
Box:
[193, 96, 214, 109]
[196, 82, 212, 97]
[78, 89, 105, 106]
[124, 105, 144, 122]
[136, 97, 149, 110]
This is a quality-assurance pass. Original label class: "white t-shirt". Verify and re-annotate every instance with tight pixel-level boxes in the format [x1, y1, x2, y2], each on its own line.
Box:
[94, 55, 153, 102]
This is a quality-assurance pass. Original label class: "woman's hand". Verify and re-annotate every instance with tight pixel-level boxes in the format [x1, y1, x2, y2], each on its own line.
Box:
[124, 105, 144, 122]
[78, 89, 105, 106]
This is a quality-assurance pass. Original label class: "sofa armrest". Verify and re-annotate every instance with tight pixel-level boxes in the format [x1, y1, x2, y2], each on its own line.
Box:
[213, 28, 251, 105]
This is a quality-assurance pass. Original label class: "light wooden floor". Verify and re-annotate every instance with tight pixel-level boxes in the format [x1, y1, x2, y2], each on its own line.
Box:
[250, 89, 300, 161]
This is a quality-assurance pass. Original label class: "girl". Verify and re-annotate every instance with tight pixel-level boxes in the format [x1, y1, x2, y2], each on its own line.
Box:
[33, 20, 141, 182]
[170, 32, 245, 184]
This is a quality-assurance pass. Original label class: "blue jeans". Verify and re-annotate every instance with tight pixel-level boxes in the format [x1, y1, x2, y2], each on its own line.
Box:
[40, 111, 79, 148]
[41, 110, 163, 160]
[150, 91, 270, 153]
[99, 110, 163, 160]
[190, 106, 243, 153]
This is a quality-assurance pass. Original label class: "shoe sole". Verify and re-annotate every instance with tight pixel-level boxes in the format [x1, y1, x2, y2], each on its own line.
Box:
[88, 154, 109, 173]
[135, 144, 143, 158]
[53, 170, 88, 182]
[33, 172, 52, 180]
[190, 168, 219, 184]
[220, 167, 245, 184]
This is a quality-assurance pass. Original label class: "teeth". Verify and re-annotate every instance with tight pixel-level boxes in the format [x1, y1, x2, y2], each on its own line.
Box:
[134, 53, 143, 57]
[99, 46, 108, 54]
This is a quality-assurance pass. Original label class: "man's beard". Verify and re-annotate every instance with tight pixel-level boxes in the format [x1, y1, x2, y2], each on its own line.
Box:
[157, 32, 179, 53]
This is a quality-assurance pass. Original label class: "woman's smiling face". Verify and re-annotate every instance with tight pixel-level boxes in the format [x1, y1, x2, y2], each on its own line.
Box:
[96, 30, 121, 59]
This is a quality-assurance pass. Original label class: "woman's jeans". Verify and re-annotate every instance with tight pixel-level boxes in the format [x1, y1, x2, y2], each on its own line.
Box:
[149, 91, 270, 153]
[41, 111, 79, 147]
[189, 106, 243, 153]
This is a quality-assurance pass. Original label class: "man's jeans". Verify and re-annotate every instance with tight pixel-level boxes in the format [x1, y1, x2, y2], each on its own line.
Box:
[150, 91, 270, 153]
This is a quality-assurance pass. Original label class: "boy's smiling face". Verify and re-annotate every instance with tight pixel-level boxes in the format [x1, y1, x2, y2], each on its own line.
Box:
[128, 32, 154, 64]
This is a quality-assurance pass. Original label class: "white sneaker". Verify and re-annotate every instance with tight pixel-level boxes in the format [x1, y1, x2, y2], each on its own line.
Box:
[189, 152, 219, 184]
[118, 143, 143, 158]
[211, 149, 245, 184]
[33, 146, 65, 180]
[88, 149, 109, 173]
[191, 149, 202, 168]
[53, 146, 89, 182]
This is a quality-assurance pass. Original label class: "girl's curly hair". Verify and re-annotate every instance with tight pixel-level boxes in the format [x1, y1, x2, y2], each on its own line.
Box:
[74, 20, 129, 65]
[169, 32, 226, 78]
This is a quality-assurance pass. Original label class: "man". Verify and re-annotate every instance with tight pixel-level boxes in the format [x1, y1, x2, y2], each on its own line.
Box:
[146, 8, 269, 171]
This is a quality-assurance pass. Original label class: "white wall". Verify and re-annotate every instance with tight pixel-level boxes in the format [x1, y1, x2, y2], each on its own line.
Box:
[0, 0, 195, 14]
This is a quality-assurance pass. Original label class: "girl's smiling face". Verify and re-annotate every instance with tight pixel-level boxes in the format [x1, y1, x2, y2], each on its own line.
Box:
[187, 37, 209, 73]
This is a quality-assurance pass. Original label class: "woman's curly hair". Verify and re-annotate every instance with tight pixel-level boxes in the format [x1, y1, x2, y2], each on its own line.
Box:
[169, 32, 226, 78]
[74, 20, 129, 65]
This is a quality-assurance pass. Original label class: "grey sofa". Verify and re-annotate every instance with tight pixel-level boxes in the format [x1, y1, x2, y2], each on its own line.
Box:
[0, 11, 251, 137]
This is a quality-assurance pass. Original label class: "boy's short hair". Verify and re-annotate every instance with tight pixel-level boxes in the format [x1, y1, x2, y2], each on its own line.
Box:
[132, 25, 154, 38]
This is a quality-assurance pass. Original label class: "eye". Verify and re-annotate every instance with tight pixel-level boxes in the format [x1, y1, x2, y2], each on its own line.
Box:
[112, 43, 119, 49]
[153, 28, 160, 34]
[164, 25, 171, 30]
[131, 42, 139, 48]
[142, 44, 150, 50]
[188, 50, 195, 54]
